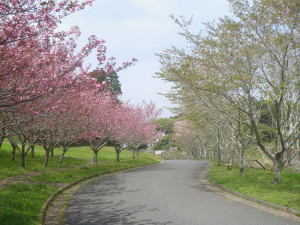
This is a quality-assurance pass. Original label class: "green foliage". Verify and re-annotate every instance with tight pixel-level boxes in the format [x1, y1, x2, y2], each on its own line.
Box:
[153, 134, 179, 150]
[153, 135, 170, 150]
[0, 183, 58, 225]
[257, 123, 276, 142]
[210, 162, 300, 211]
[90, 69, 122, 95]
[154, 117, 175, 134]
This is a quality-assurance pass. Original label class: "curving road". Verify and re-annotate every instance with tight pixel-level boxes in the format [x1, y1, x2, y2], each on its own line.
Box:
[65, 160, 298, 225]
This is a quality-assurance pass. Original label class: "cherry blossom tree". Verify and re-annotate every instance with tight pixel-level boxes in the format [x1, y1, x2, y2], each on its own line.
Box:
[109, 102, 161, 162]
[0, 0, 98, 107]
[126, 102, 161, 158]
[78, 89, 118, 165]
[1, 0, 144, 169]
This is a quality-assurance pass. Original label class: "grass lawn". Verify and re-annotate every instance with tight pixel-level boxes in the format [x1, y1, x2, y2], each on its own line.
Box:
[0, 183, 58, 225]
[209, 162, 300, 211]
[32, 153, 159, 183]
[0, 141, 159, 225]
[0, 142, 89, 180]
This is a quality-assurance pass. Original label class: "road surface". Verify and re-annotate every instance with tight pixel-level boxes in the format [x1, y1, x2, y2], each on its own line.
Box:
[65, 160, 298, 225]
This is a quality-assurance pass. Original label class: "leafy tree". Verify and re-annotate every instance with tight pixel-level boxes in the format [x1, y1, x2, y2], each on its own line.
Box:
[157, 0, 300, 183]
[89, 70, 122, 95]
[154, 118, 175, 134]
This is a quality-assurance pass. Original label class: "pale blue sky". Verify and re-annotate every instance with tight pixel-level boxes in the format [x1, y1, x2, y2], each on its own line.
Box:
[61, 0, 230, 117]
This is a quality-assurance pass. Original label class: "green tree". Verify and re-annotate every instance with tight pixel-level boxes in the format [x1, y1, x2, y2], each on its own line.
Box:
[157, 0, 300, 183]
[89, 69, 122, 95]
[154, 118, 175, 134]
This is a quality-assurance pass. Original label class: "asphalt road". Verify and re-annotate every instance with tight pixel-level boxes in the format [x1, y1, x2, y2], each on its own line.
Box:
[64, 160, 298, 225]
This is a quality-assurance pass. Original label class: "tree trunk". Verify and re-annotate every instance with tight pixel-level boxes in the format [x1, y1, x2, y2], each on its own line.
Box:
[295, 140, 300, 173]
[50, 147, 54, 157]
[217, 127, 221, 166]
[0, 137, 4, 150]
[116, 150, 120, 162]
[94, 150, 98, 165]
[59, 152, 65, 164]
[230, 145, 235, 166]
[31, 146, 34, 158]
[44, 149, 50, 167]
[59, 146, 69, 164]
[239, 146, 246, 176]
[11, 143, 16, 161]
[132, 149, 135, 159]
[296, 150, 300, 173]
[20, 153, 25, 168]
[136, 150, 139, 158]
[273, 153, 284, 184]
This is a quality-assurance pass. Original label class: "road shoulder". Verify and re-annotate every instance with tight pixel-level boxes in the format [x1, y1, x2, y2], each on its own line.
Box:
[202, 161, 300, 223]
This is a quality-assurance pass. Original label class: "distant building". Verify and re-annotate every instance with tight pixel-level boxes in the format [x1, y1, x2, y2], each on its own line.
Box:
[154, 150, 165, 155]
[154, 131, 165, 143]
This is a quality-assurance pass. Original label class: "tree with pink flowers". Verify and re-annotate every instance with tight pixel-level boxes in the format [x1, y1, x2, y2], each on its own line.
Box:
[0, 0, 138, 168]
[109, 102, 161, 162]
[77, 89, 118, 166]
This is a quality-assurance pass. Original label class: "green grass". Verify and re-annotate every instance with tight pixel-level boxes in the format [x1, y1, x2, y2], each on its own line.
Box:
[54, 145, 129, 161]
[0, 183, 58, 225]
[209, 162, 300, 211]
[0, 141, 159, 225]
[32, 152, 159, 183]
[0, 142, 89, 180]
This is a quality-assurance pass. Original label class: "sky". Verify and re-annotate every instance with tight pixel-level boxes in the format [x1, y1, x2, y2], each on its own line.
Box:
[61, 0, 230, 118]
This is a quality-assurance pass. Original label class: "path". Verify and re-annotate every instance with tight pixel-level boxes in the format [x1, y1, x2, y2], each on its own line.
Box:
[64, 160, 299, 225]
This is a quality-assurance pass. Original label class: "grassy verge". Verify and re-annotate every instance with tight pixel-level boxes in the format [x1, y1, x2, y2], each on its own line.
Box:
[209, 161, 300, 211]
[32, 151, 159, 183]
[0, 145, 159, 225]
[0, 183, 58, 225]
[0, 142, 89, 180]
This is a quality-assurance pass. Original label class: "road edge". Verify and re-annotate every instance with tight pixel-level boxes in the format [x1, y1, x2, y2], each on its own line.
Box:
[203, 161, 300, 219]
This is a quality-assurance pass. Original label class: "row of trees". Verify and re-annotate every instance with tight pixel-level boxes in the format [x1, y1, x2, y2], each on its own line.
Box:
[0, 0, 161, 168]
[157, 0, 300, 183]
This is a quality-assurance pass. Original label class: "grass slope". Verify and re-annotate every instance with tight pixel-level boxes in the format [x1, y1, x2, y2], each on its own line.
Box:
[0, 142, 89, 180]
[32, 154, 159, 183]
[0, 183, 58, 225]
[0, 142, 159, 225]
[209, 162, 300, 211]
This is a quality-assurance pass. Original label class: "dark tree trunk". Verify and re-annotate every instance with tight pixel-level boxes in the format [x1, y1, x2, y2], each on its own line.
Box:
[44, 149, 50, 167]
[116, 150, 120, 162]
[113, 142, 121, 162]
[11, 143, 16, 161]
[50, 147, 54, 157]
[273, 153, 284, 184]
[20, 153, 25, 168]
[20, 142, 27, 168]
[94, 150, 98, 165]
[132, 149, 135, 159]
[31, 146, 34, 158]
[0, 137, 4, 150]
[136, 150, 139, 158]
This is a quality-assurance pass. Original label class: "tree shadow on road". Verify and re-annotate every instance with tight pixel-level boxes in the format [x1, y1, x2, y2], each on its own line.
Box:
[65, 176, 172, 225]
